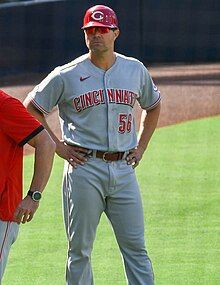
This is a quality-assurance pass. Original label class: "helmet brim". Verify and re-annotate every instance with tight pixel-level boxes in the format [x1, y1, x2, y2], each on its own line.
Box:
[82, 21, 118, 29]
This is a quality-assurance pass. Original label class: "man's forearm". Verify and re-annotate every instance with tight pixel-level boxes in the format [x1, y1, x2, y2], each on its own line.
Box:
[23, 98, 61, 146]
[137, 102, 161, 152]
[13, 130, 55, 224]
[28, 130, 56, 193]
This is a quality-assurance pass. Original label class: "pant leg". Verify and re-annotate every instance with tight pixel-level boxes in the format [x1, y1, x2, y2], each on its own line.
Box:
[105, 161, 154, 285]
[62, 160, 107, 285]
[0, 221, 19, 283]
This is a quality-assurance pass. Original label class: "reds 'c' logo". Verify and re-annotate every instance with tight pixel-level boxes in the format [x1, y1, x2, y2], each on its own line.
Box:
[91, 11, 104, 21]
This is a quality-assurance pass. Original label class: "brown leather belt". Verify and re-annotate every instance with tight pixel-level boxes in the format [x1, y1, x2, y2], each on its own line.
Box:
[65, 143, 125, 162]
[95, 151, 125, 162]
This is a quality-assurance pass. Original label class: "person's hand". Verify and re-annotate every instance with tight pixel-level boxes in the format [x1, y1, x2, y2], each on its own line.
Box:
[56, 140, 88, 168]
[126, 147, 145, 168]
[13, 196, 39, 224]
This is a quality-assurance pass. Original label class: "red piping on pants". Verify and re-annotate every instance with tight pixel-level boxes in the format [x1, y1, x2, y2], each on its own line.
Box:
[0, 222, 10, 262]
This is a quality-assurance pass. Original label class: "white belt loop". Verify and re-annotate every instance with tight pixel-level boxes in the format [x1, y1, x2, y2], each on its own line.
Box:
[123, 151, 129, 160]
[91, 150, 97, 158]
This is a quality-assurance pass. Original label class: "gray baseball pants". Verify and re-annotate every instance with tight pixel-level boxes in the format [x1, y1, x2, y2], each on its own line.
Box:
[0, 221, 19, 283]
[62, 156, 154, 285]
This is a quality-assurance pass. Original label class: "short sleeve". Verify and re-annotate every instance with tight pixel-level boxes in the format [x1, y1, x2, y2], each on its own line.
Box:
[27, 68, 64, 115]
[0, 96, 43, 146]
[137, 64, 161, 111]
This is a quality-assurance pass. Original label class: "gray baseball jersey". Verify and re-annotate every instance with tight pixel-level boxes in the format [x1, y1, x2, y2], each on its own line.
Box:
[28, 53, 161, 151]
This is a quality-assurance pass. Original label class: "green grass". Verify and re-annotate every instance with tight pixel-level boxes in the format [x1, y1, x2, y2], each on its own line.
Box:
[3, 116, 220, 285]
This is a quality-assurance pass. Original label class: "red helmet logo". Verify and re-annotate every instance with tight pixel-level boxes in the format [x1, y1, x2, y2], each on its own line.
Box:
[82, 5, 118, 29]
[91, 11, 104, 21]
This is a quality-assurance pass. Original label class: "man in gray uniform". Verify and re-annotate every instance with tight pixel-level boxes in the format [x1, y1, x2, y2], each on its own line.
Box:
[24, 5, 161, 285]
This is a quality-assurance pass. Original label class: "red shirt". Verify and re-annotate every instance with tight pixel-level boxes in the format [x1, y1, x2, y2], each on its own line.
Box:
[0, 90, 44, 221]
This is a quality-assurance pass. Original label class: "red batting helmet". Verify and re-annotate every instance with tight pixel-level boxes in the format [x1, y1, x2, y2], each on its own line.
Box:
[82, 5, 118, 29]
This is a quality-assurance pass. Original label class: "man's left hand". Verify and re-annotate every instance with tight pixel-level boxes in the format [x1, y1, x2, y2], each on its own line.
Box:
[126, 147, 145, 168]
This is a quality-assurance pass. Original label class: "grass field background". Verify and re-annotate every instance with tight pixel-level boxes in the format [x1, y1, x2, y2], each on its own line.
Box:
[3, 116, 220, 285]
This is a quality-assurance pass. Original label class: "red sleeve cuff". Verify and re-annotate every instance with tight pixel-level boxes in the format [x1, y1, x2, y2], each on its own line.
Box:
[18, 125, 44, 146]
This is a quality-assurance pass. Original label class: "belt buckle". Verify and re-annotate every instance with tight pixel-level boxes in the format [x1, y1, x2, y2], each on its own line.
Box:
[102, 151, 109, 162]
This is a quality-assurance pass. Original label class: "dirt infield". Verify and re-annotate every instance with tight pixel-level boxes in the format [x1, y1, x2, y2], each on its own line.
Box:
[1, 63, 219, 154]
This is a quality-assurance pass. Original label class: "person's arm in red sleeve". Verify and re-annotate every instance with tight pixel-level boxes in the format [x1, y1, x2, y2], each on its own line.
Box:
[13, 129, 56, 224]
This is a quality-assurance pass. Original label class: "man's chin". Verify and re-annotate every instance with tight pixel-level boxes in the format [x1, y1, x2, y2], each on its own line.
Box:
[90, 46, 108, 54]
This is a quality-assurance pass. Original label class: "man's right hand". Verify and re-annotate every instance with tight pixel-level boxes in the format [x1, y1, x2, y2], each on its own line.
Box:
[56, 141, 89, 168]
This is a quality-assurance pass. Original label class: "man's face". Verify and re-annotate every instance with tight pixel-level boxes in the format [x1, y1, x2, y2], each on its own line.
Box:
[84, 27, 119, 54]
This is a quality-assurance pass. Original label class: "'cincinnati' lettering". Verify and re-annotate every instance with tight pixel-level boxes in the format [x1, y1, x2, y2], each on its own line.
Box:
[73, 89, 137, 112]
[107, 89, 137, 107]
[73, 89, 105, 112]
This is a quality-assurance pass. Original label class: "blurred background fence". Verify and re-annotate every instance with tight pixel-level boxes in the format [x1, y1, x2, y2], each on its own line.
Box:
[0, 0, 220, 76]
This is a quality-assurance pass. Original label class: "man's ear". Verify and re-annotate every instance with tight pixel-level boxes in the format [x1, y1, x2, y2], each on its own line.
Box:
[114, 29, 120, 39]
